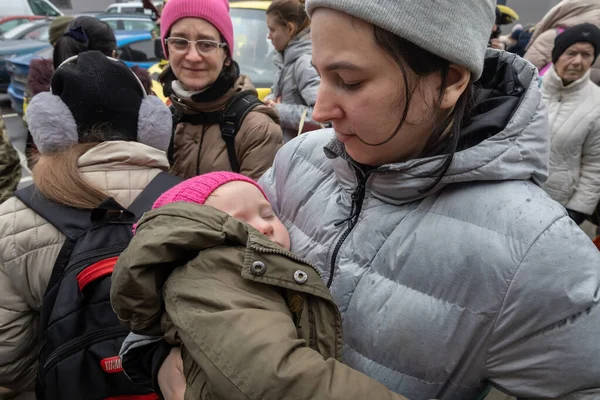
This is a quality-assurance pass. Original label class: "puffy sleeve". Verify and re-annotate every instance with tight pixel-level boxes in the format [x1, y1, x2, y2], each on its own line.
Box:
[566, 116, 600, 215]
[485, 215, 600, 398]
[275, 55, 322, 133]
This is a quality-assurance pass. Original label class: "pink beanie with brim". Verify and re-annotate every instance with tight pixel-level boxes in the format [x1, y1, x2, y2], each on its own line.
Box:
[160, 0, 234, 58]
[152, 171, 268, 210]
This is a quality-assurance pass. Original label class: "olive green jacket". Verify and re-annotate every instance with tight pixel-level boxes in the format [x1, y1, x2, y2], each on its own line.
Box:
[0, 115, 21, 204]
[111, 203, 409, 400]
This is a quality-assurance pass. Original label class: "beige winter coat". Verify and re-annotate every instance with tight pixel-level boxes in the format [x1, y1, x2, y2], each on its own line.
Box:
[0, 141, 169, 393]
[524, 0, 600, 84]
[169, 73, 283, 180]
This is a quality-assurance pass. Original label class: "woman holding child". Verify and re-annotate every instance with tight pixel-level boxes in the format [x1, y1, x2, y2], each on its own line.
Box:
[119, 0, 600, 398]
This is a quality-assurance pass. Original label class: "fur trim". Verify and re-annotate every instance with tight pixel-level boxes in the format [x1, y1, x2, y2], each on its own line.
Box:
[137, 96, 172, 152]
[26, 92, 78, 155]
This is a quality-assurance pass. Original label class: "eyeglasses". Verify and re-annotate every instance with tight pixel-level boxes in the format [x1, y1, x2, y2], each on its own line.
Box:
[165, 37, 228, 54]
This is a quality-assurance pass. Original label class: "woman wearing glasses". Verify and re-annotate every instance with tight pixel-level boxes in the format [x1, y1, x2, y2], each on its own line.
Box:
[159, 0, 283, 179]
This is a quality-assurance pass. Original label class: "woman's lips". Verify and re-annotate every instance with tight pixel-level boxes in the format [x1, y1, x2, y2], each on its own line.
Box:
[335, 130, 355, 143]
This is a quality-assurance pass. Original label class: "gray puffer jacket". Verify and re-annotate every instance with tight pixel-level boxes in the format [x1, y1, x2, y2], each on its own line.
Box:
[259, 50, 600, 399]
[266, 29, 320, 142]
[121, 51, 600, 400]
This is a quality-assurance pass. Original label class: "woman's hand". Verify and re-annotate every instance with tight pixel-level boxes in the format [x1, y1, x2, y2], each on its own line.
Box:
[157, 347, 186, 400]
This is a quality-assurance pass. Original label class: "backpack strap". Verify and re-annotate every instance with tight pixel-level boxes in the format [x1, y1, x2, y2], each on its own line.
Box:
[220, 90, 263, 173]
[127, 171, 183, 219]
[14, 184, 91, 240]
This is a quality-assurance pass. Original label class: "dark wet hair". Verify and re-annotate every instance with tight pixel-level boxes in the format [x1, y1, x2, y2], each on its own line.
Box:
[266, 0, 310, 35]
[373, 26, 475, 191]
[53, 17, 116, 69]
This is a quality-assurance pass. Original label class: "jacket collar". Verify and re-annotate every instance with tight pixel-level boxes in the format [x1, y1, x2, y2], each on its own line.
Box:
[543, 66, 592, 95]
[170, 75, 255, 114]
[78, 141, 169, 172]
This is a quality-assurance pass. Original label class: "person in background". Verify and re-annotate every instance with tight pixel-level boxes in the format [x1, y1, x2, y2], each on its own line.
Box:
[27, 16, 74, 99]
[158, 0, 282, 179]
[25, 16, 154, 166]
[264, 0, 321, 142]
[122, 0, 600, 399]
[500, 23, 523, 49]
[525, 0, 600, 84]
[541, 23, 600, 226]
[25, 16, 74, 164]
[0, 115, 21, 204]
[506, 25, 535, 57]
[0, 51, 172, 396]
[489, 7, 506, 50]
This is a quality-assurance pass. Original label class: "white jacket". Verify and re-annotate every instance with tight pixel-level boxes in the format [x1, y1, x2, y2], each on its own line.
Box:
[542, 67, 600, 214]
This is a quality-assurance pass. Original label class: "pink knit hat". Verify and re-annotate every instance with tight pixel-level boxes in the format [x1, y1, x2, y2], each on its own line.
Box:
[160, 0, 234, 58]
[152, 172, 268, 210]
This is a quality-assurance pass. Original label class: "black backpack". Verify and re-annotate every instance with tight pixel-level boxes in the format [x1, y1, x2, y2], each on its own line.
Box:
[169, 90, 263, 173]
[14, 172, 181, 400]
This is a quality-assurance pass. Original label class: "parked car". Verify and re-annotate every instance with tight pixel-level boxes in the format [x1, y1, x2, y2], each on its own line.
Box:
[97, 13, 156, 33]
[148, 0, 275, 101]
[6, 33, 156, 114]
[0, 21, 51, 92]
[6, 45, 52, 113]
[0, 0, 62, 17]
[0, 19, 51, 40]
[117, 32, 160, 69]
[0, 16, 46, 35]
[105, 2, 161, 15]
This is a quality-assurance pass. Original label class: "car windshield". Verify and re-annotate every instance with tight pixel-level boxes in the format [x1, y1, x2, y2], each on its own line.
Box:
[3, 22, 40, 39]
[230, 7, 275, 89]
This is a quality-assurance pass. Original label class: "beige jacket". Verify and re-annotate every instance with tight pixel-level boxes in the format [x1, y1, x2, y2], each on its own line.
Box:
[524, 0, 600, 84]
[0, 141, 169, 392]
[169, 74, 283, 180]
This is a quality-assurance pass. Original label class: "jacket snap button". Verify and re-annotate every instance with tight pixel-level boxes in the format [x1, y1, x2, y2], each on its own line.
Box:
[251, 261, 266, 276]
[294, 270, 308, 284]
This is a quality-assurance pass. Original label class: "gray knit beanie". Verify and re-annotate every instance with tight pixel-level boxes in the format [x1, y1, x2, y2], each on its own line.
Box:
[305, 0, 496, 79]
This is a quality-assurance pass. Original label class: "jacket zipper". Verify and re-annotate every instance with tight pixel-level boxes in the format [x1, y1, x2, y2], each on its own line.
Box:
[41, 325, 128, 383]
[195, 125, 208, 176]
[327, 169, 369, 288]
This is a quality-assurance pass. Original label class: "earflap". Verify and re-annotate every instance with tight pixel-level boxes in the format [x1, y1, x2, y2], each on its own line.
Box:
[26, 92, 78, 155]
[137, 95, 172, 152]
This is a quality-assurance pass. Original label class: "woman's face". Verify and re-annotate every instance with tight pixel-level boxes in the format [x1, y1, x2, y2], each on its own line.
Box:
[267, 14, 295, 52]
[555, 42, 595, 84]
[310, 8, 444, 167]
[167, 18, 228, 91]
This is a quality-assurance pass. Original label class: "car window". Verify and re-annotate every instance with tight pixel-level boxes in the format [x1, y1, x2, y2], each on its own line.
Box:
[23, 25, 49, 41]
[104, 20, 119, 31]
[3, 22, 38, 39]
[0, 19, 26, 34]
[119, 39, 159, 62]
[122, 7, 142, 13]
[123, 19, 154, 32]
[230, 8, 275, 89]
[28, 0, 60, 16]
[106, 6, 118, 13]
